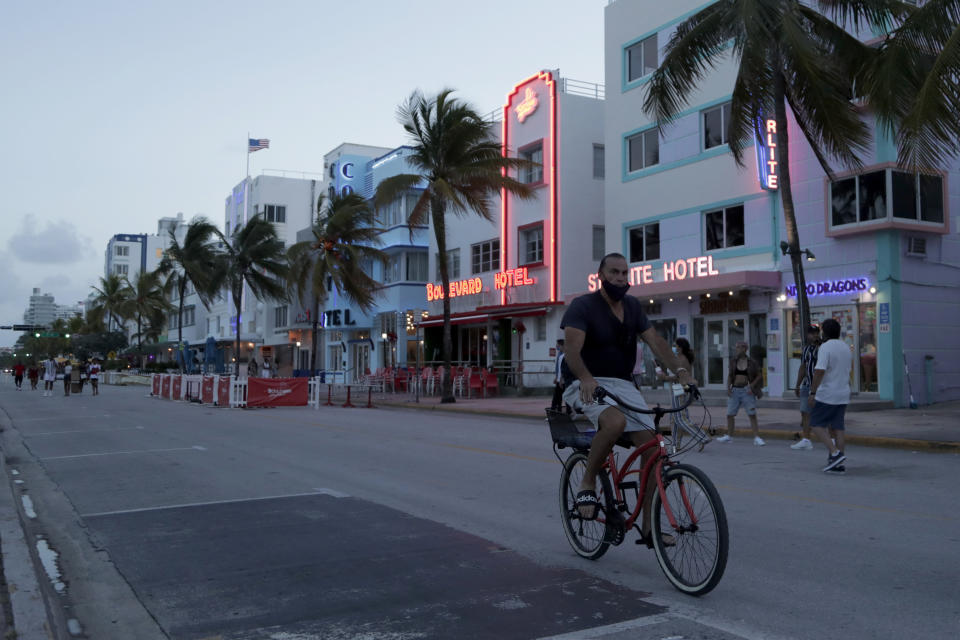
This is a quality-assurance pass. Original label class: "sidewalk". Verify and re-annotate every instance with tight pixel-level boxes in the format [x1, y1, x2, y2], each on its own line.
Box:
[371, 391, 960, 453]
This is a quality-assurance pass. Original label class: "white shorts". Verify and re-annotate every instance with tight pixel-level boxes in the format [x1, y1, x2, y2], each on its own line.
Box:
[562, 377, 655, 432]
[43, 375, 55, 382]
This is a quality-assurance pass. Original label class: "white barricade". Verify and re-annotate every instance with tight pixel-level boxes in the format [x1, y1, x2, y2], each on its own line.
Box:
[230, 377, 248, 408]
[182, 374, 203, 402]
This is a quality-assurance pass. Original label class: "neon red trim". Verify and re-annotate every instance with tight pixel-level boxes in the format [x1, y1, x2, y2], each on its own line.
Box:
[502, 71, 558, 304]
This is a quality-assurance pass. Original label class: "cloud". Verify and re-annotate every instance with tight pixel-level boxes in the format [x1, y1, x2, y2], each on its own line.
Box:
[7, 214, 94, 264]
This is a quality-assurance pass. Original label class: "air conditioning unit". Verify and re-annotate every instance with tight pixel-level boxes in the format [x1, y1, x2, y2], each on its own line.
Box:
[906, 237, 926, 257]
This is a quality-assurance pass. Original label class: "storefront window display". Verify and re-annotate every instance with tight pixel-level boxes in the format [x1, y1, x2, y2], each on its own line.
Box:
[785, 302, 876, 393]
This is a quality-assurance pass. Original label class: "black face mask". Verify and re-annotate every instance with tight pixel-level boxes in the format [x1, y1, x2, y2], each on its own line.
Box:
[601, 279, 631, 302]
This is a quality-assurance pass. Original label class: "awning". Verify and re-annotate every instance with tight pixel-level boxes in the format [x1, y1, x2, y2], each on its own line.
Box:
[419, 304, 553, 328]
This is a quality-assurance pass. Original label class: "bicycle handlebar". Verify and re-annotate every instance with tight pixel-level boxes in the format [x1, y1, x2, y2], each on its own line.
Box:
[593, 384, 701, 414]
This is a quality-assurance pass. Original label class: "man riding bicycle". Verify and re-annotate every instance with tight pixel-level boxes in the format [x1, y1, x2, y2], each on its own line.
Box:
[561, 253, 695, 543]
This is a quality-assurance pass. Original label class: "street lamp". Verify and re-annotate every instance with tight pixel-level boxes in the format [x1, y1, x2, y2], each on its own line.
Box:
[780, 240, 815, 262]
[780, 241, 816, 344]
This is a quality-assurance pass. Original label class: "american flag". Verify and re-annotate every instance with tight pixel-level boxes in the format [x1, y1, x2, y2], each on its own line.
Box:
[248, 138, 270, 153]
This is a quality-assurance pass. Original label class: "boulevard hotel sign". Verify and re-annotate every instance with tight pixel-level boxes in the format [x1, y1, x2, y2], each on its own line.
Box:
[425, 267, 536, 301]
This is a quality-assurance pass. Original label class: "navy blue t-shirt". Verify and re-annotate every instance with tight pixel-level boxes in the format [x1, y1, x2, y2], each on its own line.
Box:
[560, 291, 651, 384]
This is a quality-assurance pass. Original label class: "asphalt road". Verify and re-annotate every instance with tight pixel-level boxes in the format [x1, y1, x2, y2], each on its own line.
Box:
[1, 383, 958, 639]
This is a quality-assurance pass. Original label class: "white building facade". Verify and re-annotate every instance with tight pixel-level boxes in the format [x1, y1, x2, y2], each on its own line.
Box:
[603, 0, 960, 404]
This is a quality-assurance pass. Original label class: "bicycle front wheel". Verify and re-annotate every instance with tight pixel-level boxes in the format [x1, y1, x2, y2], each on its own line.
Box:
[650, 463, 728, 596]
[559, 451, 610, 560]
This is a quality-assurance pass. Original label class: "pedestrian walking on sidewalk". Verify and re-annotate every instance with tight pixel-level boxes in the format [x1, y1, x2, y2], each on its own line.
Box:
[716, 341, 765, 445]
[89, 359, 101, 396]
[792, 324, 821, 451]
[551, 339, 566, 411]
[42, 356, 56, 397]
[63, 360, 73, 396]
[13, 360, 25, 390]
[27, 363, 39, 390]
[808, 318, 852, 474]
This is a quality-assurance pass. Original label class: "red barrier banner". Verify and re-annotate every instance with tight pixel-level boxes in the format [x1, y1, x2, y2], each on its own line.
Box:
[246, 377, 308, 407]
[152, 375, 161, 396]
[161, 375, 171, 399]
[202, 376, 215, 404]
[171, 376, 182, 400]
[217, 377, 231, 407]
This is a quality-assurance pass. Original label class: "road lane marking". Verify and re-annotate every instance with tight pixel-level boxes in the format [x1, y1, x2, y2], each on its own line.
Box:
[40, 446, 205, 461]
[535, 614, 676, 639]
[312, 487, 350, 498]
[80, 490, 349, 518]
[28, 426, 146, 436]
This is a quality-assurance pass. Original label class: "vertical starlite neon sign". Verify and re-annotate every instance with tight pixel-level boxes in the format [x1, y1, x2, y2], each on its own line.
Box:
[756, 117, 779, 190]
[502, 72, 558, 304]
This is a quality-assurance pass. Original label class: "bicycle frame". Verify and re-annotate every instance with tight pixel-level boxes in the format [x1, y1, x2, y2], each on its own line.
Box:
[602, 431, 698, 535]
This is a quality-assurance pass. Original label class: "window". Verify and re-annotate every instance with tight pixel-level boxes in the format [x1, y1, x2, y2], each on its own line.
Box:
[832, 170, 944, 227]
[435, 248, 460, 280]
[626, 34, 658, 82]
[593, 144, 605, 178]
[627, 129, 659, 172]
[628, 223, 660, 262]
[519, 143, 544, 184]
[115, 245, 129, 257]
[471, 239, 500, 274]
[703, 102, 732, 149]
[406, 251, 428, 282]
[705, 205, 745, 250]
[183, 305, 195, 327]
[383, 254, 401, 284]
[113, 264, 129, 275]
[225, 221, 230, 237]
[592, 225, 605, 262]
[274, 305, 288, 328]
[262, 204, 286, 223]
[519, 224, 543, 265]
[534, 316, 546, 341]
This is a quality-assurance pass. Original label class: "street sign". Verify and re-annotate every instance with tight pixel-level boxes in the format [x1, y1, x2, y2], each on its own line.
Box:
[878, 302, 890, 334]
[108, 351, 117, 360]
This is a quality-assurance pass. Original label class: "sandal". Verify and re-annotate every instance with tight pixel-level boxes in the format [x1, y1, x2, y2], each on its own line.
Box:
[574, 489, 600, 521]
[639, 530, 677, 549]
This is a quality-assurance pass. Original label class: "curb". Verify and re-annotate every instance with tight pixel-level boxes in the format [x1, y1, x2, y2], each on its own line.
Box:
[372, 400, 960, 453]
[0, 409, 58, 639]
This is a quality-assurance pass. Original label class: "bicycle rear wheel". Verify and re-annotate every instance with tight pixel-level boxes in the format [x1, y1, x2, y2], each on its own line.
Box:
[650, 463, 728, 596]
[559, 451, 610, 560]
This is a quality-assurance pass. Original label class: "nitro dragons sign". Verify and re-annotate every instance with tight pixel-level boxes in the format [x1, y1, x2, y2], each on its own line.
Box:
[785, 277, 869, 297]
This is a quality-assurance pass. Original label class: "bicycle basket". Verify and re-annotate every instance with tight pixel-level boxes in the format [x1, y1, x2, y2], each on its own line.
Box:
[545, 409, 596, 449]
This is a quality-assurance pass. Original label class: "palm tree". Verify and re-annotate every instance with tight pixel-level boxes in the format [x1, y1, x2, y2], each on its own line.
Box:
[221, 216, 288, 372]
[642, 0, 903, 337]
[122, 269, 171, 361]
[865, 0, 959, 169]
[90, 273, 131, 334]
[157, 217, 226, 363]
[288, 193, 386, 375]
[375, 89, 535, 402]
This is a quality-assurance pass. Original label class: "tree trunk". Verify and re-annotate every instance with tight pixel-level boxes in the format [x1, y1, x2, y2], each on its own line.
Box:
[432, 198, 455, 403]
[309, 297, 320, 376]
[177, 279, 186, 372]
[233, 294, 242, 377]
[774, 70, 813, 345]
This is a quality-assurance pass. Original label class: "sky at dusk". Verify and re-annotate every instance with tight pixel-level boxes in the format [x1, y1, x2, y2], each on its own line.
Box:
[1, 0, 609, 347]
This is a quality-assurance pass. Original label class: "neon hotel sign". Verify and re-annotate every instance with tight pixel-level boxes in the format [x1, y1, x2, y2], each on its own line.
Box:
[756, 119, 779, 190]
[587, 255, 720, 290]
[425, 267, 536, 301]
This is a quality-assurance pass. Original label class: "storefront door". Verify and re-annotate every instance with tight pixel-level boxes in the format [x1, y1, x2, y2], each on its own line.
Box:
[704, 316, 746, 388]
[352, 343, 371, 381]
[785, 304, 873, 393]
